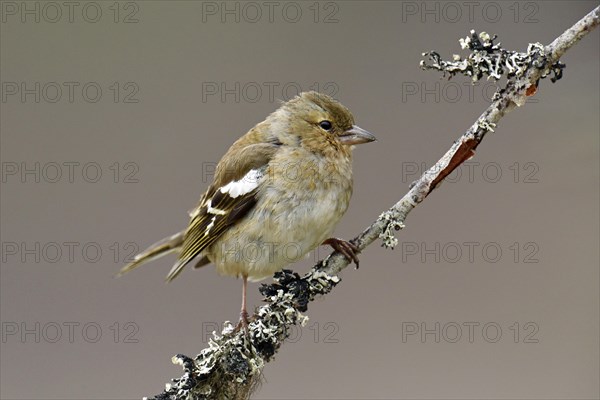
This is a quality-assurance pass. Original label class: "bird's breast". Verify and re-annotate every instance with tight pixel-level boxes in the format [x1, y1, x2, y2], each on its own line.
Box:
[210, 150, 353, 280]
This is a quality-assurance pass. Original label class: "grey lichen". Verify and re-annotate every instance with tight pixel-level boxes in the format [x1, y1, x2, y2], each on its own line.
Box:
[377, 210, 406, 250]
[477, 119, 496, 133]
[149, 269, 339, 400]
[421, 30, 565, 84]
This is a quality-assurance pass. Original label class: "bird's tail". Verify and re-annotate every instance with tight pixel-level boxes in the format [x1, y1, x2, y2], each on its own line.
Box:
[116, 231, 185, 278]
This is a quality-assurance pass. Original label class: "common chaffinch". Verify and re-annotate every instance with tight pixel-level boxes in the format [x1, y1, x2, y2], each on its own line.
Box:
[118, 91, 376, 326]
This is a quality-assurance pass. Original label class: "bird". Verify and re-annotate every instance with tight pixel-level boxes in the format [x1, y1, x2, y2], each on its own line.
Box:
[117, 91, 376, 327]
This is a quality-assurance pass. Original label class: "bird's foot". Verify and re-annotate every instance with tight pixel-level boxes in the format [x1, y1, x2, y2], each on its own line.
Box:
[234, 309, 250, 334]
[323, 237, 360, 268]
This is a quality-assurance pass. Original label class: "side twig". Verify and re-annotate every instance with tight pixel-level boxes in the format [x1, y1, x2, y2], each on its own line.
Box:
[150, 6, 599, 400]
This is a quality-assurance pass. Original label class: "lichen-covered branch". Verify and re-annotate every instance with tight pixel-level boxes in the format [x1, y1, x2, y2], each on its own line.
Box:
[149, 6, 599, 400]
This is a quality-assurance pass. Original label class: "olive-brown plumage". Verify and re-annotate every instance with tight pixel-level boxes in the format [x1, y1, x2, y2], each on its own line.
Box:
[118, 91, 376, 326]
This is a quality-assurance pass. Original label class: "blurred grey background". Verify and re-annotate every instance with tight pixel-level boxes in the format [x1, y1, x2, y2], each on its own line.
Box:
[1, 1, 598, 399]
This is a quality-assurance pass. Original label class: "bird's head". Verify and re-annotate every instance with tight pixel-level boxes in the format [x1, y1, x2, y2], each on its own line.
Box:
[267, 91, 376, 156]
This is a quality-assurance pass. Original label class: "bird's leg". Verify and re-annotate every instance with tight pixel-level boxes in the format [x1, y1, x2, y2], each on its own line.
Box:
[323, 237, 360, 268]
[236, 274, 250, 333]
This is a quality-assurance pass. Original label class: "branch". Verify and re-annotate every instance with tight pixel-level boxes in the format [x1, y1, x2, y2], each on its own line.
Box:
[149, 6, 599, 400]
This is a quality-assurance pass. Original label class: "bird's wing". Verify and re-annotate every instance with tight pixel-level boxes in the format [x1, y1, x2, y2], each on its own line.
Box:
[165, 141, 280, 281]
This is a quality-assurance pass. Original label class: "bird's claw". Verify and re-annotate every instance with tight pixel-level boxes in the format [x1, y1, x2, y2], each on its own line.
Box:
[323, 237, 360, 268]
[234, 310, 250, 334]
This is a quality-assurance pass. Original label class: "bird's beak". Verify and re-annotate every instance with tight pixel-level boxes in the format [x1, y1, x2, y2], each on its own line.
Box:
[339, 125, 377, 146]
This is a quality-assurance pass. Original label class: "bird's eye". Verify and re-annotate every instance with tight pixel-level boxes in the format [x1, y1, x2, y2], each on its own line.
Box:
[319, 120, 333, 131]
